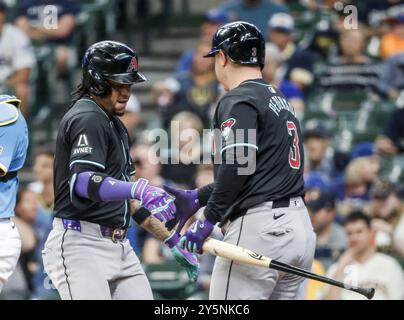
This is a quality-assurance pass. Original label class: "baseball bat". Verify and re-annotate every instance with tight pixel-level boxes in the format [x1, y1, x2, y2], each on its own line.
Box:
[202, 238, 375, 300]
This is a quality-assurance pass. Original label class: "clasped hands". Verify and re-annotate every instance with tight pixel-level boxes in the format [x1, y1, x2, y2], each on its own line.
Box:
[135, 179, 213, 282]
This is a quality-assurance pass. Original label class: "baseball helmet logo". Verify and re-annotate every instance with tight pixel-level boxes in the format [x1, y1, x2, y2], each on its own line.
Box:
[127, 56, 138, 73]
[221, 118, 236, 141]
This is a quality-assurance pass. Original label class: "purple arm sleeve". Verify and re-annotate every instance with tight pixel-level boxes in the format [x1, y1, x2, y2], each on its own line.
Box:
[74, 171, 134, 201]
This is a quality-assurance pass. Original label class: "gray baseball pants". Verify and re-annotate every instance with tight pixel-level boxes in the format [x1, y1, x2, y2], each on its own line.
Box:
[42, 218, 153, 300]
[209, 197, 316, 300]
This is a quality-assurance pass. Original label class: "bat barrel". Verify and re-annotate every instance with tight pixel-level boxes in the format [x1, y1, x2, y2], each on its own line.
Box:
[269, 260, 375, 299]
[202, 238, 375, 299]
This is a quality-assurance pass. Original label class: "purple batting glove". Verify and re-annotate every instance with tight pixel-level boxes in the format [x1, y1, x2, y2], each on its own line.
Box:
[179, 219, 214, 253]
[131, 178, 176, 223]
[164, 232, 200, 282]
[163, 184, 200, 232]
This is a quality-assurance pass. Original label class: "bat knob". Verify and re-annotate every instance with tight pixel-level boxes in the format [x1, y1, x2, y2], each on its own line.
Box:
[367, 288, 375, 300]
[363, 288, 375, 299]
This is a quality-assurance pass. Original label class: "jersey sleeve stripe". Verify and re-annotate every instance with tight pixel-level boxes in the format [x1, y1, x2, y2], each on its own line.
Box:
[69, 173, 77, 203]
[220, 143, 259, 155]
[69, 160, 106, 170]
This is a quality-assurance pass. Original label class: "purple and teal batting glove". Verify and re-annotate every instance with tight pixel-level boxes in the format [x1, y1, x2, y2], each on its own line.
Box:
[131, 178, 176, 223]
[179, 219, 214, 254]
[164, 232, 200, 282]
[163, 185, 200, 232]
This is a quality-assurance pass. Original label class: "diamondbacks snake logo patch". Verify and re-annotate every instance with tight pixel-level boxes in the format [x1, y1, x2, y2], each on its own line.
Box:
[221, 118, 236, 141]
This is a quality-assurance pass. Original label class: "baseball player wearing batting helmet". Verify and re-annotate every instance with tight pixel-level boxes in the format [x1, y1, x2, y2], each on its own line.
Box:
[164, 22, 316, 299]
[42, 41, 199, 300]
[0, 95, 28, 293]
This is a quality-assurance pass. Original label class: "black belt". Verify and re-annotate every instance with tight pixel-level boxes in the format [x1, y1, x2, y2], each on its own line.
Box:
[0, 171, 17, 182]
[272, 198, 291, 209]
[225, 197, 294, 225]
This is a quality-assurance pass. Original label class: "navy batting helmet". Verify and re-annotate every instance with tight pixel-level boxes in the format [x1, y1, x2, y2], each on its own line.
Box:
[204, 21, 265, 69]
[82, 41, 147, 96]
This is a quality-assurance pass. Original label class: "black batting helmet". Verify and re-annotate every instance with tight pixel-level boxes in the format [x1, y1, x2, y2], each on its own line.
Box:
[82, 40, 147, 96]
[204, 21, 265, 69]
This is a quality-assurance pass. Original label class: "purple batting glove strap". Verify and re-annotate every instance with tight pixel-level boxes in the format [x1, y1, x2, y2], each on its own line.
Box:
[163, 185, 200, 232]
[164, 231, 181, 249]
[181, 219, 214, 253]
[132, 178, 176, 223]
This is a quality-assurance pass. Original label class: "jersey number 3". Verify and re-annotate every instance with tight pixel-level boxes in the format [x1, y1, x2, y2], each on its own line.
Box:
[286, 121, 301, 169]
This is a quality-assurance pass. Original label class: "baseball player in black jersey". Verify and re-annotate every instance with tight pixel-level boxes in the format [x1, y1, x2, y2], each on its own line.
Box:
[164, 22, 316, 299]
[42, 41, 199, 300]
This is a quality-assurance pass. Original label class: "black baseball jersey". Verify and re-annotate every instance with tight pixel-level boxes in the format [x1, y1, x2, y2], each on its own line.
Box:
[203, 78, 305, 224]
[53, 97, 135, 228]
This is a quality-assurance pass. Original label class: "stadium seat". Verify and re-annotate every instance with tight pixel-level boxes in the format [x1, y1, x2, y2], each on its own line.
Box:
[378, 154, 404, 183]
[144, 261, 198, 300]
[331, 90, 369, 112]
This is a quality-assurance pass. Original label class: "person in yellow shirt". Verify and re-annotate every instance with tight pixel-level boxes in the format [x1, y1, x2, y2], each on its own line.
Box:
[304, 259, 326, 300]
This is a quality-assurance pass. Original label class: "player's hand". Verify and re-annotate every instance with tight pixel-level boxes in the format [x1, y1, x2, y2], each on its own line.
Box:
[132, 178, 176, 223]
[179, 219, 214, 253]
[164, 232, 200, 282]
[163, 185, 200, 232]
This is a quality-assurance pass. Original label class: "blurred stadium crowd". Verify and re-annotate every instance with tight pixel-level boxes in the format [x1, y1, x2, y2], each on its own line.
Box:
[1, 0, 404, 300]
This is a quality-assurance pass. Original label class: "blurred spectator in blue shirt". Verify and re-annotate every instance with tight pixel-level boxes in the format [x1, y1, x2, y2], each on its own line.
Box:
[350, 142, 376, 161]
[176, 8, 229, 75]
[332, 153, 379, 217]
[27, 146, 55, 299]
[162, 41, 220, 129]
[15, 0, 80, 45]
[15, 0, 80, 80]
[218, 0, 288, 34]
[306, 190, 347, 270]
[332, 143, 379, 206]
[376, 107, 404, 156]
[303, 121, 346, 179]
[304, 170, 331, 193]
[263, 43, 305, 118]
[266, 13, 314, 93]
